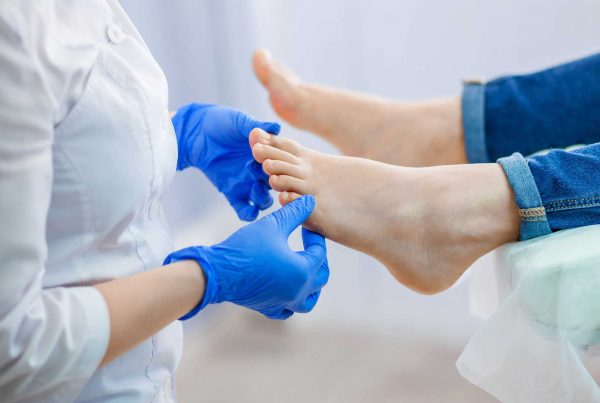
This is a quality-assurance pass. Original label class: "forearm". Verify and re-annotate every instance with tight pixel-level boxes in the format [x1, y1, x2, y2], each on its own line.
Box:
[94, 260, 204, 365]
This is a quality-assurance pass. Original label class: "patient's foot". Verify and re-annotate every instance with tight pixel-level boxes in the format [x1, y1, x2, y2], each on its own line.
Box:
[250, 129, 519, 294]
[253, 49, 466, 167]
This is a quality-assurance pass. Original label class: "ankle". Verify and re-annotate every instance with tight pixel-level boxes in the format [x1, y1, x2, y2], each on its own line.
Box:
[432, 163, 520, 255]
[476, 164, 521, 247]
[410, 98, 467, 166]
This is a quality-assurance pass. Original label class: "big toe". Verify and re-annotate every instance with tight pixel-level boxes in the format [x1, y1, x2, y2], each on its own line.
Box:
[249, 128, 271, 148]
[253, 49, 304, 122]
[252, 49, 299, 89]
[252, 49, 273, 88]
[250, 128, 304, 157]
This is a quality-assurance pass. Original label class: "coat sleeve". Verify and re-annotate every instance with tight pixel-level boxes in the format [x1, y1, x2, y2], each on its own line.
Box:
[0, 13, 110, 402]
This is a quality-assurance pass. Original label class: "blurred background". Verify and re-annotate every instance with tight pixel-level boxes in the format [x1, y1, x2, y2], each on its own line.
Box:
[119, 1, 600, 402]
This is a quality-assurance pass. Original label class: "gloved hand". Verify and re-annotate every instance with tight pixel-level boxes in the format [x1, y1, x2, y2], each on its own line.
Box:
[172, 103, 281, 221]
[164, 195, 329, 320]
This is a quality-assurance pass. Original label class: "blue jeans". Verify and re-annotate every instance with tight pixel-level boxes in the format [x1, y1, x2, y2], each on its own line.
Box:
[462, 53, 600, 240]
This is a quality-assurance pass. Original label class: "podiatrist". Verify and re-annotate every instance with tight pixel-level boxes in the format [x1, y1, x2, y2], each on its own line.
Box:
[0, 1, 328, 402]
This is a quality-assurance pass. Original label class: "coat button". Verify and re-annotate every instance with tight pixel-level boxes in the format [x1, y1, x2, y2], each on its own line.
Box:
[107, 24, 124, 44]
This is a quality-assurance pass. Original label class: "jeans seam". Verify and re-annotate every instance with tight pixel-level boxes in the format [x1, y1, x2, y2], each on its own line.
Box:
[521, 217, 549, 222]
[545, 196, 600, 212]
[547, 202, 600, 212]
[497, 153, 552, 240]
[519, 206, 546, 217]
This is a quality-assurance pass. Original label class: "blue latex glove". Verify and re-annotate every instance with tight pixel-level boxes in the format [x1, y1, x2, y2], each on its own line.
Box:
[164, 195, 329, 320]
[172, 103, 281, 221]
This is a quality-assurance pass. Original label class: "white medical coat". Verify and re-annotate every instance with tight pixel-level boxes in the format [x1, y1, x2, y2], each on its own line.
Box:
[0, 1, 181, 401]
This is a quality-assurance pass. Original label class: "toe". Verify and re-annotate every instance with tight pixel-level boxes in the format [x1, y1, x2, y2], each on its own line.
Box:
[252, 143, 299, 165]
[252, 49, 300, 89]
[253, 49, 304, 125]
[252, 49, 272, 88]
[269, 175, 310, 194]
[263, 159, 305, 178]
[269, 134, 302, 156]
[279, 191, 302, 206]
[250, 128, 304, 157]
[249, 128, 271, 148]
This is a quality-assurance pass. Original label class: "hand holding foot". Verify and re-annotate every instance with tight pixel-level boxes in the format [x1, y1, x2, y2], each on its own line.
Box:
[250, 129, 520, 294]
[253, 49, 467, 167]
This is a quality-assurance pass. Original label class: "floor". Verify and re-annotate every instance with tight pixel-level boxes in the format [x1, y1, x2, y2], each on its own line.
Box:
[170, 201, 500, 403]
[175, 306, 498, 403]
[171, 206, 600, 402]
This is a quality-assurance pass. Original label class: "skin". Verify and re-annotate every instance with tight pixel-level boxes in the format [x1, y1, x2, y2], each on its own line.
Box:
[251, 50, 521, 294]
[250, 130, 520, 294]
[252, 49, 467, 167]
[94, 260, 204, 365]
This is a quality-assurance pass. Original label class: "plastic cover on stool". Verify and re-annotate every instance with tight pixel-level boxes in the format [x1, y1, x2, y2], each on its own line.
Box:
[458, 224, 600, 402]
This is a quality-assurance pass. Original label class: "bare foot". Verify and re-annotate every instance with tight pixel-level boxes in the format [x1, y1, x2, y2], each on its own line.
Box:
[250, 129, 519, 294]
[253, 49, 467, 167]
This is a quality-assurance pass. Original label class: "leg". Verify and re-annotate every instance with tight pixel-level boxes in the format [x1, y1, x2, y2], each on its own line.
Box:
[250, 129, 519, 294]
[253, 50, 467, 167]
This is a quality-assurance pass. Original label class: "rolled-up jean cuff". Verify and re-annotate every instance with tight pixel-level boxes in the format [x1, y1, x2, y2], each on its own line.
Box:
[497, 152, 552, 240]
[462, 82, 489, 163]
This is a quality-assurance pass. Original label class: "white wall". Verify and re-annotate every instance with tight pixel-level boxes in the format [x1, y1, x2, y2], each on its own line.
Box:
[120, 0, 600, 232]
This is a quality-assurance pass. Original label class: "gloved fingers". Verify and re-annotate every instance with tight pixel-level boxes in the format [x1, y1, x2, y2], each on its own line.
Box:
[267, 194, 316, 235]
[255, 120, 281, 135]
[247, 160, 270, 183]
[298, 227, 327, 267]
[294, 291, 320, 314]
[250, 182, 274, 210]
[238, 113, 281, 137]
[310, 262, 330, 293]
[265, 309, 294, 320]
[229, 197, 260, 222]
[278, 309, 294, 320]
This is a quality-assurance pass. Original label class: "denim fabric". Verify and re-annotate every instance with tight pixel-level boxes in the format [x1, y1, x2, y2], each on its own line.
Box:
[528, 144, 600, 232]
[462, 81, 488, 163]
[497, 153, 552, 240]
[462, 53, 600, 239]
